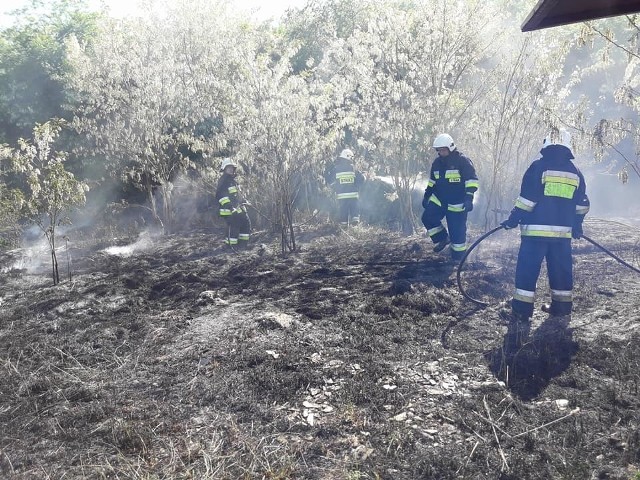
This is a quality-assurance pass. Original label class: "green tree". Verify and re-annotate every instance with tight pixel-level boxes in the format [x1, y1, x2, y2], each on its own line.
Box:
[314, 0, 504, 233]
[231, 37, 329, 252]
[576, 16, 640, 181]
[5, 120, 88, 284]
[64, 0, 242, 232]
[463, 27, 576, 228]
[0, 0, 99, 144]
[283, 0, 372, 74]
[0, 146, 24, 249]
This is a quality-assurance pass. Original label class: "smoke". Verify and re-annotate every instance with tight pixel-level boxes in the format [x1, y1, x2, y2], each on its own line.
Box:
[3, 244, 50, 274]
[4, 226, 52, 274]
[169, 172, 212, 230]
[582, 169, 640, 221]
[102, 231, 155, 257]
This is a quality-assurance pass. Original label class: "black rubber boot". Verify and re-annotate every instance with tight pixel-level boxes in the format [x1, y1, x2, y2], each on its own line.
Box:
[433, 236, 450, 253]
[542, 303, 570, 317]
[499, 307, 531, 325]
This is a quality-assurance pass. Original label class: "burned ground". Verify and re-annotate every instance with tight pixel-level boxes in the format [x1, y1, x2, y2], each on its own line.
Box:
[0, 219, 639, 479]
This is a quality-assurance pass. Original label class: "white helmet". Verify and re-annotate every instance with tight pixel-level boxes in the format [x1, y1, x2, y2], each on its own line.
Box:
[339, 148, 354, 160]
[542, 128, 572, 151]
[220, 157, 237, 171]
[432, 133, 456, 151]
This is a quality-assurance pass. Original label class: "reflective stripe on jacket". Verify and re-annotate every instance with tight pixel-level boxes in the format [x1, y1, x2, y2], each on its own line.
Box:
[425, 150, 478, 205]
[511, 145, 590, 239]
[329, 157, 364, 200]
[215, 173, 242, 217]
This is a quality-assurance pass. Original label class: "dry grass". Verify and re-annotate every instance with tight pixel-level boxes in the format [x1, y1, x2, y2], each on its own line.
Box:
[1, 224, 640, 479]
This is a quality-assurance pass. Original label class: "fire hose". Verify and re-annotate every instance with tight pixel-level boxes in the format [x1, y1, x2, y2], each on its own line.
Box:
[581, 234, 640, 275]
[456, 226, 505, 307]
[457, 227, 640, 307]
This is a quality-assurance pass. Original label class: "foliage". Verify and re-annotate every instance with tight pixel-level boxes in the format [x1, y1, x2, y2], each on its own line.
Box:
[573, 15, 640, 181]
[0, 0, 636, 240]
[466, 24, 577, 228]
[313, 0, 506, 233]
[0, 0, 100, 144]
[64, 0, 243, 232]
[5, 120, 88, 283]
[282, 0, 373, 74]
[231, 32, 329, 252]
[0, 146, 25, 249]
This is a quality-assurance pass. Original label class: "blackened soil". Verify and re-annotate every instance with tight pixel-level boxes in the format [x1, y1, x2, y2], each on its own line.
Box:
[0, 220, 639, 479]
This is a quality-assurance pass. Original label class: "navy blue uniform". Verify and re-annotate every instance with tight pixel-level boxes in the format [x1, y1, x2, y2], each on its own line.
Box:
[326, 157, 365, 226]
[421, 150, 479, 259]
[215, 173, 251, 247]
[505, 144, 590, 317]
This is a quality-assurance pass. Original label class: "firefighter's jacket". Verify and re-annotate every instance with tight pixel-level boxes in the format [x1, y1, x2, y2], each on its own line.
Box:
[215, 173, 244, 217]
[508, 145, 590, 239]
[425, 150, 479, 212]
[326, 157, 364, 200]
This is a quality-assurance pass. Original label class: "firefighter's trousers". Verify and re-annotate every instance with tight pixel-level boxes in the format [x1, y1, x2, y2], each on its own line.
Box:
[421, 202, 468, 260]
[512, 237, 573, 317]
[222, 210, 251, 246]
[337, 198, 360, 226]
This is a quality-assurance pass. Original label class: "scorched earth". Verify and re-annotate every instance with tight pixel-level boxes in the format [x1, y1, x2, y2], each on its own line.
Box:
[0, 219, 639, 479]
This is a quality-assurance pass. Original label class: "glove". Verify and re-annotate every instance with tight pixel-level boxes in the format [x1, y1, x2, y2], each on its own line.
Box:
[572, 225, 583, 239]
[232, 206, 245, 214]
[501, 217, 519, 229]
[464, 198, 474, 212]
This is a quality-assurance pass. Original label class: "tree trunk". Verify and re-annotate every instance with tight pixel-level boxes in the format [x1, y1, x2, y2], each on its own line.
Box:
[144, 176, 165, 233]
[286, 200, 296, 252]
[45, 228, 60, 285]
[160, 183, 174, 233]
[397, 186, 416, 236]
[51, 248, 59, 285]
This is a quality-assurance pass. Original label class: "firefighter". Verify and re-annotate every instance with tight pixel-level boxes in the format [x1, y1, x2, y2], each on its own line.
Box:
[501, 128, 590, 323]
[325, 148, 365, 226]
[215, 158, 251, 249]
[421, 133, 479, 261]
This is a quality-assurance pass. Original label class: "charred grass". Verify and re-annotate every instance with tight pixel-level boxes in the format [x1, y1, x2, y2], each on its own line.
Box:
[1, 224, 640, 479]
